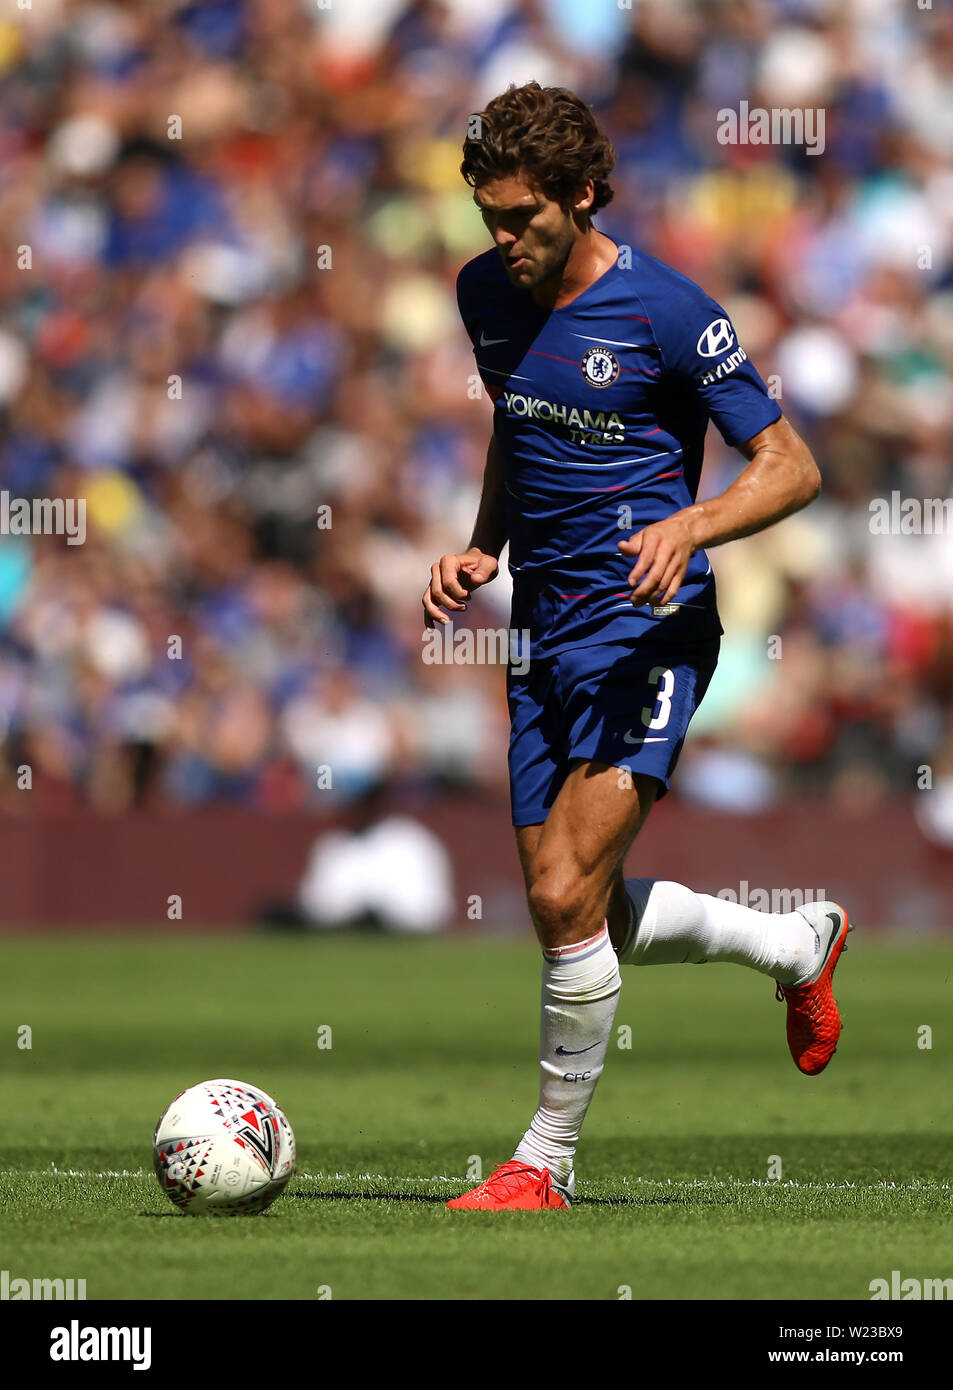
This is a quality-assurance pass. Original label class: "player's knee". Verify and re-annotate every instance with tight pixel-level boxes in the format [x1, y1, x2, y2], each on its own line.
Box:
[527, 866, 593, 941]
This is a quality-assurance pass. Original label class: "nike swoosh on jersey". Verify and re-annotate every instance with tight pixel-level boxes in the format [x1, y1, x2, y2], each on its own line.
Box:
[479, 330, 509, 345]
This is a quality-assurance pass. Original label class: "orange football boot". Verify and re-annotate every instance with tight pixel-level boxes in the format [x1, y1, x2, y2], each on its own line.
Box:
[446, 1160, 572, 1210]
[775, 902, 853, 1075]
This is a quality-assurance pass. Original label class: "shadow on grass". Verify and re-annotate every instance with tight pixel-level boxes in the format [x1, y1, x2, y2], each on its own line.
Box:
[138, 1209, 286, 1219]
[288, 1188, 690, 1207]
[291, 1188, 451, 1205]
[136, 1187, 710, 1212]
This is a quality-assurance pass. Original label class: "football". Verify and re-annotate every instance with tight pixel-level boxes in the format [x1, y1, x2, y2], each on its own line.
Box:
[153, 1078, 296, 1216]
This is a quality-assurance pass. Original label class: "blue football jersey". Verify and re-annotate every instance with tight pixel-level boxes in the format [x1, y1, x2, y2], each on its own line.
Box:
[456, 243, 782, 658]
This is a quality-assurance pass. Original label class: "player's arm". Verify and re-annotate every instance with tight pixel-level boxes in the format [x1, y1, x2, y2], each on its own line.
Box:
[619, 415, 820, 607]
[423, 436, 505, 628]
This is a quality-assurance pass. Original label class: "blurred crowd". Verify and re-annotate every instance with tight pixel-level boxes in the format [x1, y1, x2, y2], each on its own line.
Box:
[0, 0, 952, 816]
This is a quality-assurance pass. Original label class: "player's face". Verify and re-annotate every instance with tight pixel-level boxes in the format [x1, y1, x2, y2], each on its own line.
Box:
[473, 173, 580, 290]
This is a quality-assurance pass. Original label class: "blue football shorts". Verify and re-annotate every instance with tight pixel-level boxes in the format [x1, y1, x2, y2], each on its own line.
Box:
[506, 636, 720, 826]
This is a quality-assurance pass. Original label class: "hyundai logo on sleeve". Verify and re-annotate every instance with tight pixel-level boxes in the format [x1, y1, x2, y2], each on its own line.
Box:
[696, 318, 736, 358]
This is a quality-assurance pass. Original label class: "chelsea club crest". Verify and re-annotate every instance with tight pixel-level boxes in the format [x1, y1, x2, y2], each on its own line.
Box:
[580, 346, 620, 388]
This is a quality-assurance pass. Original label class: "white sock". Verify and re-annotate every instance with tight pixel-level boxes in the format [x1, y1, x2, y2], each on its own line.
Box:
[512, 922, 621, 1186]
[616, 879, 818, 985]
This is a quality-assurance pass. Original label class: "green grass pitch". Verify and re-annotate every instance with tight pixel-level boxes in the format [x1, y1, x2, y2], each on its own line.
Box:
[1, 933, 951, 1300]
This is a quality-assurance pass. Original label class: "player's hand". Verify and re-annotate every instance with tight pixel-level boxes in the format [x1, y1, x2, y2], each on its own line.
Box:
[423, 548, 499, 628]
[618, 513, 697, 608]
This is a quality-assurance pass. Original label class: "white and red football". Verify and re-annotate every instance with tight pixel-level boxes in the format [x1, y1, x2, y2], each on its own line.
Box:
[153, 1078, 296, 1215]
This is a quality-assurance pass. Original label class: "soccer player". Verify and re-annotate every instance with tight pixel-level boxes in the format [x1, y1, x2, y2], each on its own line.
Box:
[423, 83, 851, 1211]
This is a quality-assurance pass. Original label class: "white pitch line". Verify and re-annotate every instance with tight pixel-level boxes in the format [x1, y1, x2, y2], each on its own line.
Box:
[0, 1169, 148, 1178]
[0, 1169, 950, 1192]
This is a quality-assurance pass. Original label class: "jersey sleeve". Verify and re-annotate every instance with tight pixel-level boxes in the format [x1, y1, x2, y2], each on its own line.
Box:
[455, 263, 478, 348]
[655, 280, 781, 447]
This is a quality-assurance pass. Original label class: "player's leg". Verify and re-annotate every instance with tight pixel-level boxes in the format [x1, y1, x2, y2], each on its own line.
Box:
[611, 876, 852, 1074]
[451, 760, 657, 1209]
[581, 638, 853, 1075]
[448, 645, 674, 1210]
[512, 759, 660, 1181]
[609, 874, 822, 982]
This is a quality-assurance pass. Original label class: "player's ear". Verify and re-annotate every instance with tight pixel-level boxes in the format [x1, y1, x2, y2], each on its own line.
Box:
[570, 180, 595, 221]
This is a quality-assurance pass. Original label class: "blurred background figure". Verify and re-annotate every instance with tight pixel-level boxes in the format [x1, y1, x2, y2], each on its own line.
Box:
[296, 782, 455, 933]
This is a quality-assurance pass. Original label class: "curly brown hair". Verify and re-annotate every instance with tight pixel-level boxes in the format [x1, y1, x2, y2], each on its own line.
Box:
[461, 82, 616, 214]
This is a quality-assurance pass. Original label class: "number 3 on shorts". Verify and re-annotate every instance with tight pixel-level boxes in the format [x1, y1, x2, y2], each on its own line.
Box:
[642, 666, 675, 731]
